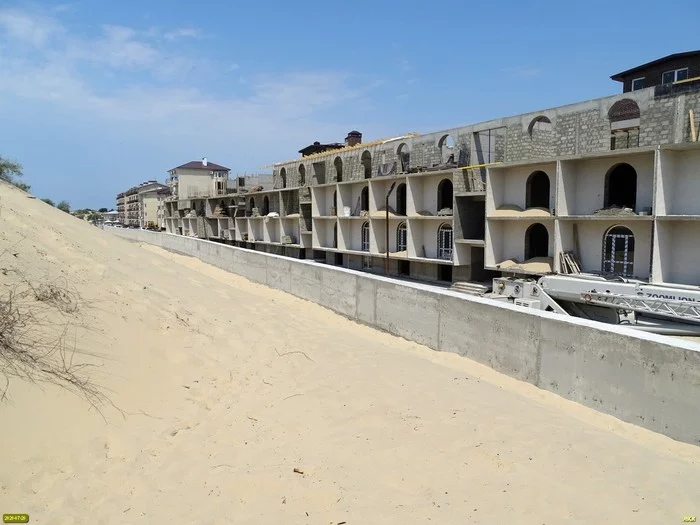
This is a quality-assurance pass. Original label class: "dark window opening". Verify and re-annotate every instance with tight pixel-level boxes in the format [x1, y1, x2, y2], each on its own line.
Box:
[361, 151, 372, 179]
[299, 164, 306, 186]
[437, 179, 453, 211]
[335, 252, 344, 266]
[334, 157, 343, 182]
[280, 168, 287, 188]
[438, 264, 453, 282]
[262, 196, 270, 216]
[605, 163, 637, 211]
[333, 190, 337, 213]
[631, 78, 645, 91]
[361, 187, 369, 212]
[397, 143, 410, 172]
[526, 171, 550, 209]
[525, 223, 549, 259]
[333, 223, 338, 249]
[396, 183, 407, 215]
[398, 260, 410, 276]
[603, 226, 635, 277]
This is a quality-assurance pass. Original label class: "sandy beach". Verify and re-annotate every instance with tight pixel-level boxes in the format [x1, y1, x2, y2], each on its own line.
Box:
[1, 181, 699, 524]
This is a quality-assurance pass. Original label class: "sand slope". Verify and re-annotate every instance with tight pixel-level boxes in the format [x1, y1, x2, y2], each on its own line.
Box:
[0, 181, 698, 524]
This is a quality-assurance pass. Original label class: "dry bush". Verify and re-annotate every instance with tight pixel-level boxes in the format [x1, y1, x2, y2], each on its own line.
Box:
[0, 269, 112, 415]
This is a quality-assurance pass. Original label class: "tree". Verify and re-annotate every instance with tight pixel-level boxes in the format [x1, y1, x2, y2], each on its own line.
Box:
[57, 201, 71, 213]
[0, 156, 29, 192]
[41, 198, 55, 206]
[98, 208, 108, 213]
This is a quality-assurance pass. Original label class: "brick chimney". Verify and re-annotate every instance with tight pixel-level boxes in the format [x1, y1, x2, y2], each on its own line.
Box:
[345, 131, 362, 147]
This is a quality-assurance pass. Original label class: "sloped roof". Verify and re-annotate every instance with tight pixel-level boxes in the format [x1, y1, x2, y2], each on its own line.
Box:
[171, 160, 230, 171]
[611, 51, 700, 81]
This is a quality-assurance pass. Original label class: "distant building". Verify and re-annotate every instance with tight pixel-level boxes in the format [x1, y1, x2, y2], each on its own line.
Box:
[611, 50, 700, 93]
[166, 158, 231, 200]
[116, 180, 170, 227]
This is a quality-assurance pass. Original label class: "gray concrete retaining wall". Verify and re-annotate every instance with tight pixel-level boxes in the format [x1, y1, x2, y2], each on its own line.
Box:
[107, 228, 700, 445]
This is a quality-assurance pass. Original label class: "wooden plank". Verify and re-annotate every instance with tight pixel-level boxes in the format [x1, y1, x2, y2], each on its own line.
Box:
[690, 109, 698, 142]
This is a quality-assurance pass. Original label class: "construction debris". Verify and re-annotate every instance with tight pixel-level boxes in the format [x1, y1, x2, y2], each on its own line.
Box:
[560, 251, 582, 274]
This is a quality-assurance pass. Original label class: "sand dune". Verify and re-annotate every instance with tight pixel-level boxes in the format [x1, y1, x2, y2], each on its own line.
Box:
[0, 181, 698, 524]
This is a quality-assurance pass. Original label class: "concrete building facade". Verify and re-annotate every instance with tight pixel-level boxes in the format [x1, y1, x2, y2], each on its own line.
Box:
[163, 54, 700, 289]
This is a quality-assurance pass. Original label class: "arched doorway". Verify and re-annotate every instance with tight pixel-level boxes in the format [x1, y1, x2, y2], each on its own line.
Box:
[605, 163, 637, 210]
[361, 186, 369, 212]
[437, 179, 453, 211]
[526, 171, 550, 209]
[603, 226, 635, 276]
[361, 151, 372, 179]
[396, 183, 407, 215]
[438, 135, 456, 164]
[525, 223, 549, 259]
[334, 157, 343, 182]
[262, 196, 270, 216]
[397, 143, 410, 172]
[280, 167, 287, 189]
[249, 197, 256, 215]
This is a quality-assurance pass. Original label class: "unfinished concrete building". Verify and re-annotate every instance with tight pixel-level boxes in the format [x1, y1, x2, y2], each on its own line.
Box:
[164, 52, 700, 291]
[163, 158, 274, 241]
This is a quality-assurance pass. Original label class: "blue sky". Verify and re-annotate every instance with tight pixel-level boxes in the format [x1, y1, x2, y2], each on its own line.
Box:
[1, 0, 698, 209]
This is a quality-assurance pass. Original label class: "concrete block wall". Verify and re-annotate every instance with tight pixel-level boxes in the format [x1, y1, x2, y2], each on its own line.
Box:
[108, 228, 700, 446]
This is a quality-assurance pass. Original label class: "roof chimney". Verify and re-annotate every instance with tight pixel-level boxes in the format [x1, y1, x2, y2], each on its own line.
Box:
[345, 131, 362, 147]
[202, 157, 208, 167]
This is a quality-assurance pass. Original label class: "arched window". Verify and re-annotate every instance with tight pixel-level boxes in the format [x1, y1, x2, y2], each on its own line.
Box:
[334, 157, 343, 182]
[438, 135, 456, 164]
[262, 196, 270, 216]
[397, 143, 410, 172]
[524, 223, 549, 259]
[437, 179, 453, 211]
[527, 116, 552, 136]
[605, 163, 637, 210]
[437, 223, 453, 260]
[526, 171, 550, 209]
[361, 151, 372, 179]
[333, 222, 338, 249]
[280, 167, 287, 189]
[397, 222, 407, 252]
[608, 100, 641, 150]
[603, 226, 635, 276]
[608, 99, 640, 122]
[361, 186, 369, 212]
[298, 164, 306, 186]
[361, 221, 370, 251]
[332, 190, 337, 215]
[396, 183, 407, 215]
[249, 197, 256, 213]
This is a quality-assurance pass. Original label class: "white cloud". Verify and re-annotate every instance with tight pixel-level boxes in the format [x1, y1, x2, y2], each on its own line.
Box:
[0, 8, 60, 47]
[0, 7, 377, 161]
[163, 27, 200, 41]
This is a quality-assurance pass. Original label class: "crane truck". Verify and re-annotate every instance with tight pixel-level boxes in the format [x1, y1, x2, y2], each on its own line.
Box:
[486, 273, 700, 336]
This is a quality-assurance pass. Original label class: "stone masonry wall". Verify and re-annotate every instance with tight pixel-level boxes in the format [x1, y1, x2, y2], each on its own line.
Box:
[270, 85, 700, 194]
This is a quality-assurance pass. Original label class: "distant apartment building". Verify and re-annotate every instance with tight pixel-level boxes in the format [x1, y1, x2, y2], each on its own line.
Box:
[115, 180, 170, 228]
[167, 158, 231, 200]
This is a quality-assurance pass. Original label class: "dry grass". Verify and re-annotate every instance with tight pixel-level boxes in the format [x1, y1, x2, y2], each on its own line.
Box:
[0, 251, 113, 416]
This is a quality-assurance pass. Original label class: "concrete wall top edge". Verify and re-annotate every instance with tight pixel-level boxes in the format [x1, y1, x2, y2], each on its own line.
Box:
[146, 231, 700, 353]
